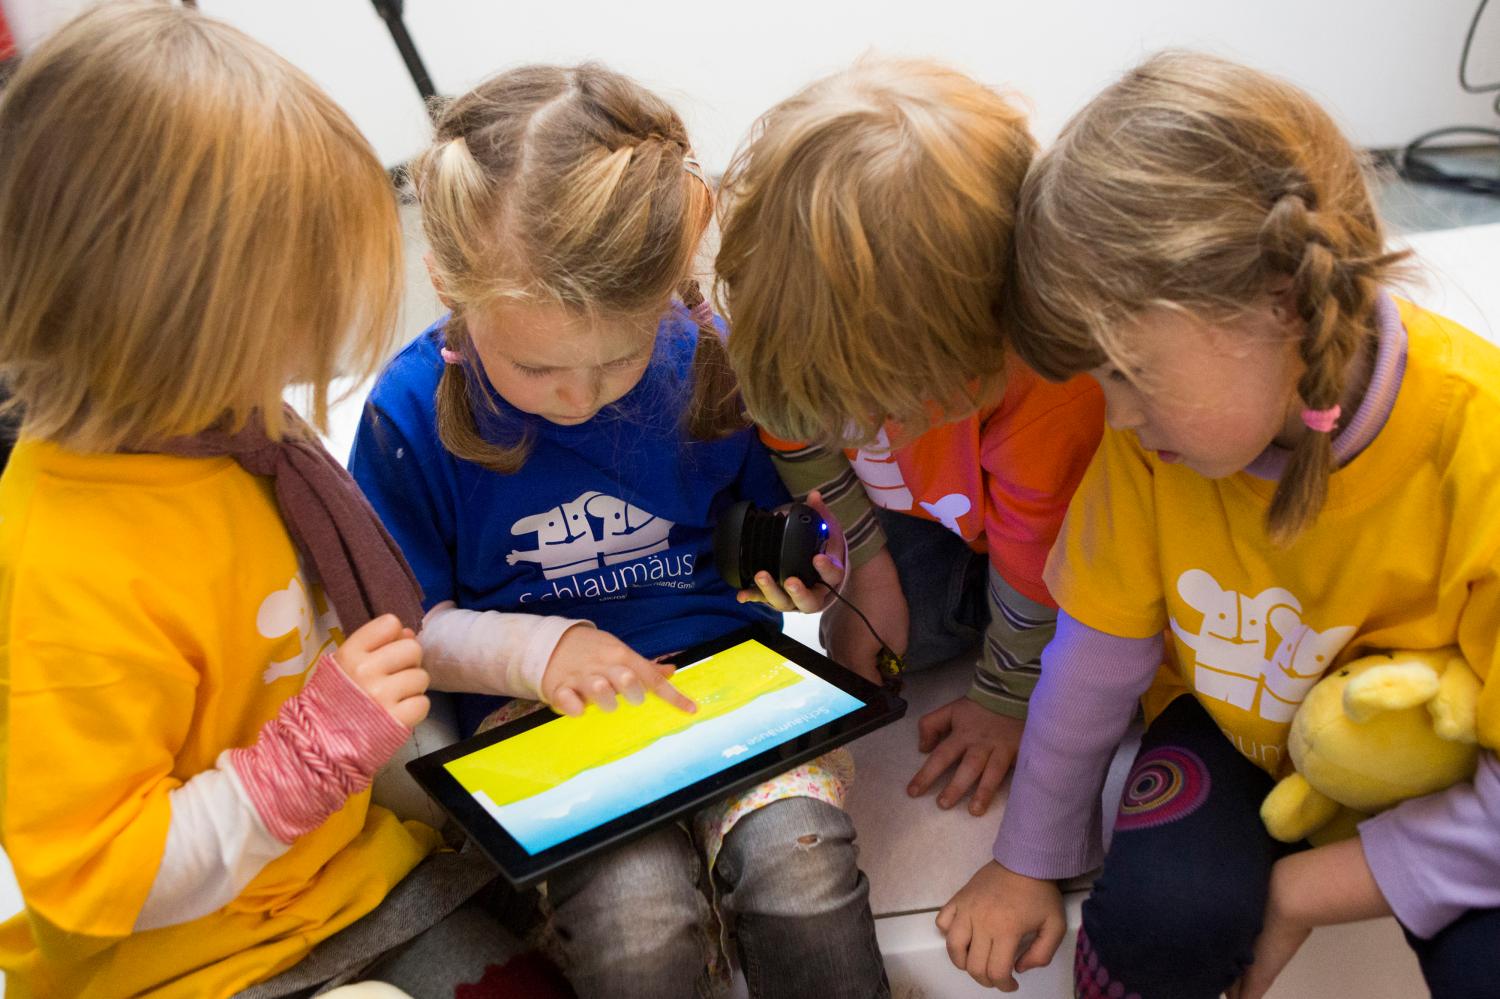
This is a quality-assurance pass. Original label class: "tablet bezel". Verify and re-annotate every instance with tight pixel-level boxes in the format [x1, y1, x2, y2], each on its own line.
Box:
[405, 622, 906, 888]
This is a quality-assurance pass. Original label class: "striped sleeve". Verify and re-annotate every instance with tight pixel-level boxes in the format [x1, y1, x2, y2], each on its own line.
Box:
[764, 439, 888, 571]
[969, 566, 1058, 719]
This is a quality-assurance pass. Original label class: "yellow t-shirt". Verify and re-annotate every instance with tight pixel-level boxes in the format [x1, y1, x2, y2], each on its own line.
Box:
[1046, 301, 1500, 774]
[0, 439, 439, 998]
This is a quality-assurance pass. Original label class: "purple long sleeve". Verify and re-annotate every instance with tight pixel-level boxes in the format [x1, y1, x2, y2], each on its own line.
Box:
[1360, 751, 1500, 938]
[993, 611, 1163, 878]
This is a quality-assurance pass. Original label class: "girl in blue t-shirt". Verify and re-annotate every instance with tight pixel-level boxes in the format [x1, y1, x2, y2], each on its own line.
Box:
[350, 64, 888, 999]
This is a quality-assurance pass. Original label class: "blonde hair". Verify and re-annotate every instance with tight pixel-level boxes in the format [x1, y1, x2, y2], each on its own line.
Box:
[1005, 51, 1407, 540]
[413, 63, 736, 473]
[0, 1, 402, 450]
[715, 57, 1035, 447]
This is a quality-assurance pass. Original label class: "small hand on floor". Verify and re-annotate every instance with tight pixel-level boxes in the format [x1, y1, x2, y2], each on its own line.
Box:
[908, 697, 1023, 816]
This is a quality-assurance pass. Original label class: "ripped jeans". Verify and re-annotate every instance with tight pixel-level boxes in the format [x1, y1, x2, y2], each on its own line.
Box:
[545, 796, 889, 999]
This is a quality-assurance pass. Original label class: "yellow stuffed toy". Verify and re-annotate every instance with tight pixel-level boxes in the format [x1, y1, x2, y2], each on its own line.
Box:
[1261, 648, 1481, 844]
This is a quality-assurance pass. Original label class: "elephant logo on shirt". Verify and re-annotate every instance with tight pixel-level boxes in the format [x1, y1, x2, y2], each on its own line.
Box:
[1260, 620, 1358, 723]
[1169, 568, 1355, 722]
[256, 575, 340, 684]
[507, 491, 675, 579]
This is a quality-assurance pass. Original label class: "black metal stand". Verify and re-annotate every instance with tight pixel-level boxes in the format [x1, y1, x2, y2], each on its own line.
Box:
[370, 0, 438, 108]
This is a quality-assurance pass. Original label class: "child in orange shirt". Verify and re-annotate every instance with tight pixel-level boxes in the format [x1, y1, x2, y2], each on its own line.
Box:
[717, 59, 1104, 815]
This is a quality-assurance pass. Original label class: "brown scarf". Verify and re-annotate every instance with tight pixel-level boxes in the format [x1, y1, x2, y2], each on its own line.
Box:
[145, 406, 425, 634]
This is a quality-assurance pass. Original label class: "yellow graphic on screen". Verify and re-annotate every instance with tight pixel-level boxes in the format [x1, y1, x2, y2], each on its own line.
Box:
[446, 640, 799, 807]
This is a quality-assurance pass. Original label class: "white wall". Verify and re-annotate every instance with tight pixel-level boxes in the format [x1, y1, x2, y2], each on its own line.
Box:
[204, 1, 1500, 170]
[10, 1, 1500, 169]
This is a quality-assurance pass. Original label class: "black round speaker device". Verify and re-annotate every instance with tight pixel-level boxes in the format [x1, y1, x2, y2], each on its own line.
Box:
[714, 500, 830, 590]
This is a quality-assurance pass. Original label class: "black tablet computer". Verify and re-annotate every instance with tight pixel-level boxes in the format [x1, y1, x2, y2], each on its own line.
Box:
[406, 622, 906, 888]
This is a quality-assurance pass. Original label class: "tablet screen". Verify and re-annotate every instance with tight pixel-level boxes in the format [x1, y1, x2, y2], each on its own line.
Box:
[442, 637, 864, 854]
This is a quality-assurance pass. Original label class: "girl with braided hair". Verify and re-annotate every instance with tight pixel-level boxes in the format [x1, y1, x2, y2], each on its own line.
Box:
[350, 64, 886, 999]
[938, 52, 1500, 998]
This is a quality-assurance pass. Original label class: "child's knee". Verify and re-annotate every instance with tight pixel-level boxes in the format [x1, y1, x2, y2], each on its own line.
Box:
[546, 828, 712, 991]
[1081, 878, 1263, 988]
[547, 825, 705, 934]
[718, 797, 863, 918]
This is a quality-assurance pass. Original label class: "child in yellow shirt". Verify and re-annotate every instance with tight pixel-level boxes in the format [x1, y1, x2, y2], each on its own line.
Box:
[941, 52, 1500, 999]
[0, 6, 521, 996]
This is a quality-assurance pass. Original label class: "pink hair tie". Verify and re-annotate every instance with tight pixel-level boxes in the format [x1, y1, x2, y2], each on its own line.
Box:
[1301, 405, 1341, 433]
[689, 299, 715, 328]
[439, 347, 463, 365]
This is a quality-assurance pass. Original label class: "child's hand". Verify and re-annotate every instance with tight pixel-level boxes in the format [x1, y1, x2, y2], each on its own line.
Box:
[937, 861, 1065, 991]
[736, 490, 845, 613]
[820, 546, 908, 684]
[908, 696, 1023, 815]
[333, 614, 430, 728]
[541, 626, 697, 716]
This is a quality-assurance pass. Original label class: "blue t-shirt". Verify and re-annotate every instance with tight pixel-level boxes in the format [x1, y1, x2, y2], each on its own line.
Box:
[350, 308, 787, 733]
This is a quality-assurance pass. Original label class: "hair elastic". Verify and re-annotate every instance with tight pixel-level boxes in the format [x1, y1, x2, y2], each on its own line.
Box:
[689, 298, 715, 328]
[1301, 405, 1341, 433]
[439, 347, 463, 365]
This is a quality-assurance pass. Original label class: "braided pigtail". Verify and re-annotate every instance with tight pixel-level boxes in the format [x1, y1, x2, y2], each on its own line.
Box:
[1259, 189, 1398, 541]
[412, 64, 717, 471]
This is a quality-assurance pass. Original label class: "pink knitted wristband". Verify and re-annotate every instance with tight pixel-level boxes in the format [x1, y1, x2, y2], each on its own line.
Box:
[229, 655, 411, 843]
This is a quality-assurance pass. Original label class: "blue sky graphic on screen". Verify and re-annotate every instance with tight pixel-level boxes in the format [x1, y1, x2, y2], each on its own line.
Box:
[444, 640, 862, 854]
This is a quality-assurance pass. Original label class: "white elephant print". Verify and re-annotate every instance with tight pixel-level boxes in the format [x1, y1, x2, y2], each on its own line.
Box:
[585, 493, 674, 565]
[1259, 620, 1357, 722]
[257, 575, 339, 684]
[919, 493, 972, 537]
[506, 491, 606, 579]
[1169, 567, 1355, 721]
[507, 491, 676, 579]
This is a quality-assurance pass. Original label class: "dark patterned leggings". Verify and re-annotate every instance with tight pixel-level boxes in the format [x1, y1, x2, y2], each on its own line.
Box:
[1077, 695, 1500, 999]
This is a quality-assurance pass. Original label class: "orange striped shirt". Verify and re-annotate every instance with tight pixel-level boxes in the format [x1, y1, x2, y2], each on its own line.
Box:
[764, 365, 1104, 606]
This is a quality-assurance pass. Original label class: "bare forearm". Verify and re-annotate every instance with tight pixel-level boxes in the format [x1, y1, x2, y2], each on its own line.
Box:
[1269, 838, 1391, 928]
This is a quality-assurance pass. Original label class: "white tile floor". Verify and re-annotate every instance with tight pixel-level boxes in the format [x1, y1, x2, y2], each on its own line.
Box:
[4, 220, 1499, 996]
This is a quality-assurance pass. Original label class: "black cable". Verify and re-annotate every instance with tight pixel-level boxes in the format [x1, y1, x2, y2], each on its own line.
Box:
[1399, 0, 1500, 197]
[1401, 127, 1500, 195]
[822, 585, 893, 656]
[1459, 0, 1500, 101]
[818, 582, 908, 692]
